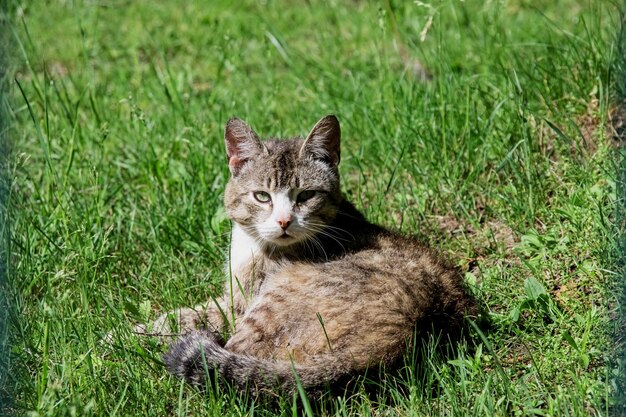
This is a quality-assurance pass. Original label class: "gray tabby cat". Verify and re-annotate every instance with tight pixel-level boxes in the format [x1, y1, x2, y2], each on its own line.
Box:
[160, 115, 477, 394]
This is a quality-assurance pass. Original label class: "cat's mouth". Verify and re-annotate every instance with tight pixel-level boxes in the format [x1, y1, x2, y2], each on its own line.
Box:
[270, 231, 298, 246]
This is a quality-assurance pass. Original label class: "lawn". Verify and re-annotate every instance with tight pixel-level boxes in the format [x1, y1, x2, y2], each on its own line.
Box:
[1, 0, 621, 415]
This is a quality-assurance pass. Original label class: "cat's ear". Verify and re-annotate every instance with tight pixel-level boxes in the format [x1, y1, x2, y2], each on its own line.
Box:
[300, 115, 341, 166]
[225, 118, 265, 175]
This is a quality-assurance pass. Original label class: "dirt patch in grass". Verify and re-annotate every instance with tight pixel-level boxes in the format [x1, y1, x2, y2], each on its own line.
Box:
[427, 214, 520, 283]
[552, 280, 580, 310]
[502, 341, 532, 367]
[578, 103, 599, 153]
[535, 97, 616, 160]
[431, 215, 517, 254]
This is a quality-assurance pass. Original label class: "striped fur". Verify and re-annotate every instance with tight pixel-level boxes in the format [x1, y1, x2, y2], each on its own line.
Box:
[161, 115, 477, 395]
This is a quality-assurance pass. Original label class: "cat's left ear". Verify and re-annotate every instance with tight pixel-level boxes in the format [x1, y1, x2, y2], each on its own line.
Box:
[300, 115, 340, 166]
[225, 118, 265, 175]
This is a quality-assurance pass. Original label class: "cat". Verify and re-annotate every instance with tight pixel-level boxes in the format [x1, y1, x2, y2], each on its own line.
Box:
[157, 115, 477, 395]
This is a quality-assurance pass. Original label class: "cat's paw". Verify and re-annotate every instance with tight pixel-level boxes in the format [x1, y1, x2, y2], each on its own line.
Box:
[100, 313, 179, 347]
[101, 308, 209, 347]
[134, 307, 213, 339]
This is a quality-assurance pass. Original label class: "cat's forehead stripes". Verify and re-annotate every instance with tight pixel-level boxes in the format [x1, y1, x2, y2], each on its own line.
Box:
[271, 151, 295, 189]
[261, 140, 304, 191]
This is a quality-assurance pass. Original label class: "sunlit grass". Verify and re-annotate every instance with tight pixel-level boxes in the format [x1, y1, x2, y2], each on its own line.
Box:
[3, 0, 620, 415]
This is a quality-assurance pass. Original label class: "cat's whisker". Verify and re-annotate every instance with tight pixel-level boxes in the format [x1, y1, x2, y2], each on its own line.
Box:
[305, 221, 355, 239]
[302, 238, 317, 258]
[304, 224, 353, 243]
[308, 232, 347, 254]
[334, 208, 364, 221]
[306, 234, 329, 261]
[302, 225, 349, 252]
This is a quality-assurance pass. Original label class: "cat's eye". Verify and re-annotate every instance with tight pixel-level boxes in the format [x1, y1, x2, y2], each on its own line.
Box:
[296, 190, 316, 203]
[253, 191, 272, 203]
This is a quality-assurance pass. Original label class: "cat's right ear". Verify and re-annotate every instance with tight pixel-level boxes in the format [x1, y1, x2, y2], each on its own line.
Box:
[224, 118, 265, 175]
[300, 115, 341, 166]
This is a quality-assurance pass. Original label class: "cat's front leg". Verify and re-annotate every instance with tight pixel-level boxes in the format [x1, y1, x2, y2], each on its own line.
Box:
[134, 297, 232, 342]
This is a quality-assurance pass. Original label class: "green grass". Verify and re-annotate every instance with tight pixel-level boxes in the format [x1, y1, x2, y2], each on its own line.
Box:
[2, 0, 621, 415]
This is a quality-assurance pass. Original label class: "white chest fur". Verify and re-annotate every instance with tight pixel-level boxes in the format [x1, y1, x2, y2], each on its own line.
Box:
[227, 224, 260, 278]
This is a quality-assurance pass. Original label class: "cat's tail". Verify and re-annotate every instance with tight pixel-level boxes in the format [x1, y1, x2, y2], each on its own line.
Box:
[163, 331, 353, 394]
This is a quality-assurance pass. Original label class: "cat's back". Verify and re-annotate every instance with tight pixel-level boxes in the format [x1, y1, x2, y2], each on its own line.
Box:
[228, 229, 470, 364]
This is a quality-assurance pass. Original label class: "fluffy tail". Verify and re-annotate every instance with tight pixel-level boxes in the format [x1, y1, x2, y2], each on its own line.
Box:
[163, 331, 352, 394]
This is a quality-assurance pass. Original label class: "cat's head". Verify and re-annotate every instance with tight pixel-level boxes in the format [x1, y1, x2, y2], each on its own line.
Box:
[223, 115, 343, 248]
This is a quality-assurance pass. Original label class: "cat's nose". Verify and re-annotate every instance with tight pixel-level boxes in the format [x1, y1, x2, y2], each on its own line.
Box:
[277, 219, 291, 230]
